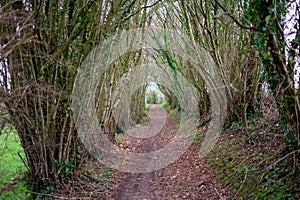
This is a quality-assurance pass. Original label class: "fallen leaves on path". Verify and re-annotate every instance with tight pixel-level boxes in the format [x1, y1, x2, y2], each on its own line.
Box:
[111, 105, 229, 200]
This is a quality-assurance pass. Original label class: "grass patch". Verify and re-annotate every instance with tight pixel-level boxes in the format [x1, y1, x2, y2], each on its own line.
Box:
[0, 129, 29, 199]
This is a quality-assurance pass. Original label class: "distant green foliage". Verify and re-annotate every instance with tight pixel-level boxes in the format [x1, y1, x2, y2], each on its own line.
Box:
[146, 91, 158, 104]
[145, 103, 149, 109]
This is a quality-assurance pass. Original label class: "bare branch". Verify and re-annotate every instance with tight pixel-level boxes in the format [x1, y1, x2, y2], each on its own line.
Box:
[214, 0, 257, 31]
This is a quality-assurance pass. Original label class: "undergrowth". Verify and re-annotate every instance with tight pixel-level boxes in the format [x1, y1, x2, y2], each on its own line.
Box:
[207, 117, 300, 200]
[52, 159, 115, 199]
[160, 101, 180, 118]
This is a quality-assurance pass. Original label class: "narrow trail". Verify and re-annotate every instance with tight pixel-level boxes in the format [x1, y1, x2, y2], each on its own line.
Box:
[110, 104, 228, 200]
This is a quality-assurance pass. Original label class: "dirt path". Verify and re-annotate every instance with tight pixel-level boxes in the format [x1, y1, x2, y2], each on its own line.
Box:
[111, 104, 228, 200]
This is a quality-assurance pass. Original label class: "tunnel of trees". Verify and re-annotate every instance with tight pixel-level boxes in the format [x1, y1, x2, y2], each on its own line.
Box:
[0, 0, 299, 199]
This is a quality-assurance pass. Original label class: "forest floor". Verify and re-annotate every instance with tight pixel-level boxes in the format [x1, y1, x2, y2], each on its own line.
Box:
[54, 104, 229, 199]
[109, 104, 229, 200]
[52, 102, 299, 199]
[1, 103, 298, 199]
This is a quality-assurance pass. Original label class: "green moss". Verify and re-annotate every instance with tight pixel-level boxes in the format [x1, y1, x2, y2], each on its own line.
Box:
[207, 130, 299, 199]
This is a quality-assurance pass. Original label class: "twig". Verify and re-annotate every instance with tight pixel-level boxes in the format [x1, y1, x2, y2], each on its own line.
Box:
[214, 187, 225, 200]
[260, 149, 300, 181]
[214, 0, 257, 31]
[233, 168, 248, 199]
[122, 0, 163, 22]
